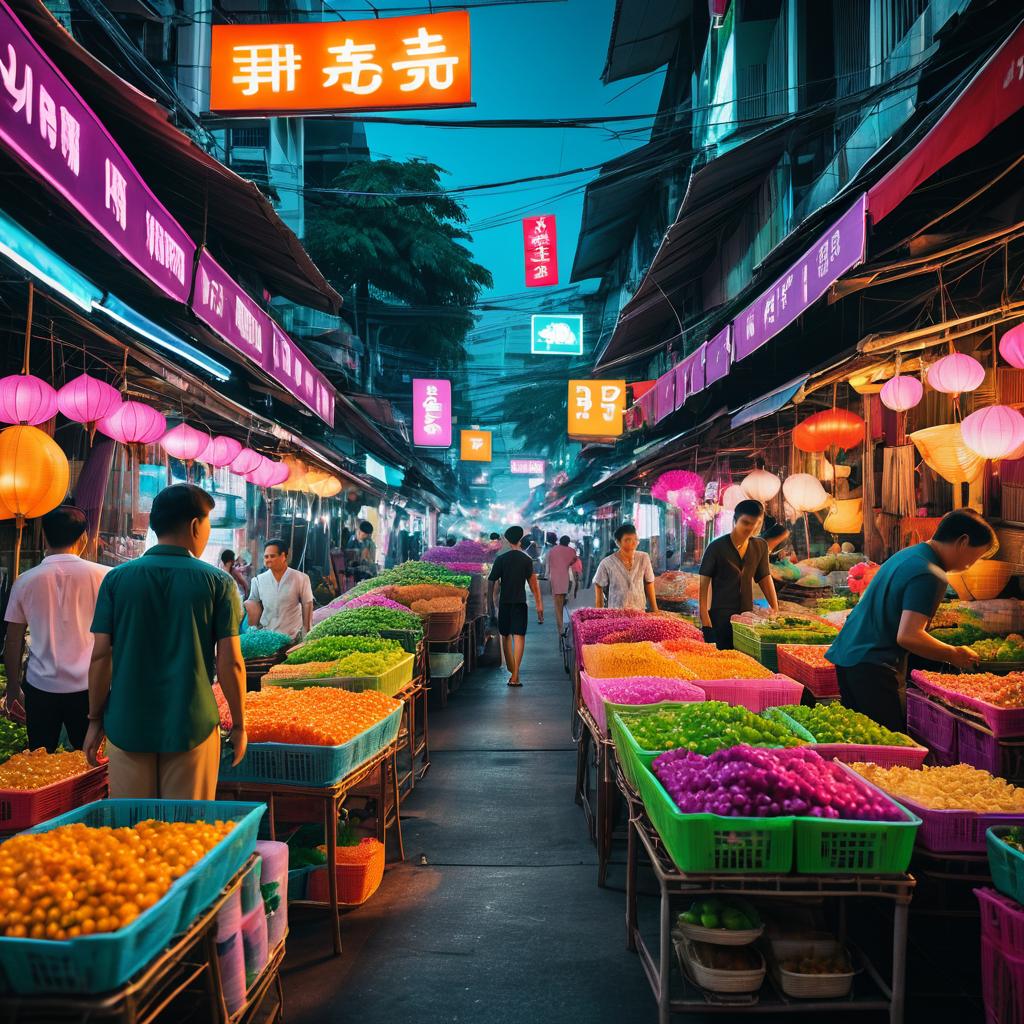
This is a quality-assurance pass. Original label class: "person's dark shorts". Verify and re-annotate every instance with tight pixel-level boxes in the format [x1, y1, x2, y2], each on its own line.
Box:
[498, 603, 528, 637]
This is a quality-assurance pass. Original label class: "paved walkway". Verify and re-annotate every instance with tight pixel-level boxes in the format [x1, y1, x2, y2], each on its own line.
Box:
[281, 600, 655, 1023]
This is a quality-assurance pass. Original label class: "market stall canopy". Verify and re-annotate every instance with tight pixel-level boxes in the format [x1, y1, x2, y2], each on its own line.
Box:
[601, 0, 699, 84]
[11, 0, 342, 314]
[729, 376, 809, 430]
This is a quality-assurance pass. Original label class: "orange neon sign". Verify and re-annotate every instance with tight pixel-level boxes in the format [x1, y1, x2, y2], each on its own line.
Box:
[568, 380, 626, 438]
[210, 11, 472, 115]
[460, 430, 492, 462]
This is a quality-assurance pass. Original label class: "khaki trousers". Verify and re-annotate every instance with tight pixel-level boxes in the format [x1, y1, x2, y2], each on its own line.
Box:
[106, 728, 221, 800]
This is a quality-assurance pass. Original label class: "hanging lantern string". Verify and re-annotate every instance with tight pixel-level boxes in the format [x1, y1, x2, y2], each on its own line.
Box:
[21, 282, 33, 376]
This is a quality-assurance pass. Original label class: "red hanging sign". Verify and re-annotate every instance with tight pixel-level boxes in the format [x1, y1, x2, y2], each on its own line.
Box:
[522, 214, 558, 287]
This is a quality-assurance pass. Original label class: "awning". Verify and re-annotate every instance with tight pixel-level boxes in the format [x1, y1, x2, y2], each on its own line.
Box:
[729, 375, 808, 429]
[602, 0, 698, 84]
[868, 17, 1024, 225]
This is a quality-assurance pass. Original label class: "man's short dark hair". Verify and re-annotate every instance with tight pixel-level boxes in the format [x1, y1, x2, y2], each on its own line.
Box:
[933, 509, 998, 551]
[358, 520, 373, 535]
[559, 535, 571, 545]
[763, 523, 790, 541]
[265, 538, 289, 556]
[614, 523, 637, 542]
[220, 549, 236, 564]
[489, 532, 500, 540]
[734, 499, 765, 522]
[150, 484, 214, 537]
[41, 505, 88, 549]
[505, 525, 525, 545]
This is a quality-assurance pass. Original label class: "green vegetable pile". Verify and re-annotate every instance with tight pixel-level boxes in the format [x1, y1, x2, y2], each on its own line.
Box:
[284, 649, 407, 678]
[0, 717, 27, 764]
[679, 897, 760, 932]
[286, 636, 403, 664]
[765, 704, 916, 747]
[744, 616, 837, 644]
[306, 606, 424, 643]
[816, 596, 857, 612]
[967, 634, 1024, 662]
[240, 630, 293, 660]
[341, 561, 472, 603]
[929, 623, 996, 645]
[619, 701, 805, 755]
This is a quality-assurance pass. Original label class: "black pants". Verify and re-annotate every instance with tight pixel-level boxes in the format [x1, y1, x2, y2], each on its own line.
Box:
[23, 681, 89, 752]
[704, 608, 735, 650]
[835, 663, 906, 733]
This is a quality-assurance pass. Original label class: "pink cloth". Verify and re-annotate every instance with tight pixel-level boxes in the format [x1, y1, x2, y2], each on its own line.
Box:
[546, 545, 578, 595]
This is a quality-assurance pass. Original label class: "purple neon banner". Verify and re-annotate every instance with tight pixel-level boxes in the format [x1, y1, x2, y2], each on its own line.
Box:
[194, 249, 269, 368]
[734, 193, 867, 362]
[674, 345, 706, 408]
[0, 0, 195, 302]
[653, 365, 675, 424]
[704, 325, 731, 385]
[412, 378, 451, 447]
[269, 323, 335, 426]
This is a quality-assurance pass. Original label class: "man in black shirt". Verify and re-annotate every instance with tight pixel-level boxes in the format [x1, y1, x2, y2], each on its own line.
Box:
[488, 525, 544, 687]
[699, 499, 779, 649]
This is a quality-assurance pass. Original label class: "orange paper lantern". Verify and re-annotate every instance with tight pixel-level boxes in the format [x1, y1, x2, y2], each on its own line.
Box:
[0, 425, 69, 520]
[793, 409, 865, 452]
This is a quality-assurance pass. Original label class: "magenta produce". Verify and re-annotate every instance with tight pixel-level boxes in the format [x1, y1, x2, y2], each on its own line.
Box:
[652, 745, 905, 821]
[575, 615, 701, 646]
[342, 594, 409, 611]
[573, 608, 648, 624]
[594, 677, 705, 705]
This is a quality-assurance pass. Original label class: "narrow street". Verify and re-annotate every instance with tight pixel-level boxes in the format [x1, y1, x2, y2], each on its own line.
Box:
[282, 596, 654, 1023]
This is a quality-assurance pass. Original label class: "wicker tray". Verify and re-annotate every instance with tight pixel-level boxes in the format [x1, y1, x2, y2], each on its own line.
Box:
[674, 933, 766, 994]
[768, 937, 855, 999]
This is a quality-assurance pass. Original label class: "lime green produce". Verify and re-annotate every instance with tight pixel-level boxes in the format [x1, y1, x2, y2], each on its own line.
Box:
[765, 704, 916, 747]
[967, 634, 1024, 662]
[286, 636, 403, 664]
[0, 717, 28, 764]
[340, 561, 472, 602]
[619, 701, 805, 754]
[305, 606, 424, 643]
[929, 623, 995, 645]
[678, 897, 760, 931]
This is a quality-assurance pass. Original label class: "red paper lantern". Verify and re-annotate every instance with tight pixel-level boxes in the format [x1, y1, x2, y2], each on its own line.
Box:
[927, 352, 984, 394]
[1000, 325, 1024, 369]
[793, 409, 865, 452]
[247, 458, 290, 487]
[961, 405, 1024, 461]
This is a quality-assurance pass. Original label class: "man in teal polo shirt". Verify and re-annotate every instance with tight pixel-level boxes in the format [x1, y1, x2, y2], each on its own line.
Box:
[84, 483, 248, 799]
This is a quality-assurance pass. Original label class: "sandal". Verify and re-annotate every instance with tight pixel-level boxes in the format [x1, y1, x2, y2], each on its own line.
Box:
[507, 679, 522, 687]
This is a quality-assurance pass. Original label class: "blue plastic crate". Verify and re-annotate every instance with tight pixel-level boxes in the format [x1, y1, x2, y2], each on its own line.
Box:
[0, 798, 264, 995]
[219, 703, 403, 787]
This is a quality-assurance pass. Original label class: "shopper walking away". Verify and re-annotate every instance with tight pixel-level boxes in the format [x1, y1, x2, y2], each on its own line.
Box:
[593, 524, 658, 612]
[3, 506, 108, 751]
[488, 526, 544, 687]
[220, 548, 250, 598]
[85, 484, 247, 799]
[699, 499, 779, 650]
[545, 535, 578, 635]
[825, 509, 993, 732]
[246, 538, 314, 641]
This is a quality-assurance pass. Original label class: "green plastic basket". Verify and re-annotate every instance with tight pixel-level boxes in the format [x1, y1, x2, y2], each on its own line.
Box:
[731, 622, 835, 673]
[264, 653, 414, 697]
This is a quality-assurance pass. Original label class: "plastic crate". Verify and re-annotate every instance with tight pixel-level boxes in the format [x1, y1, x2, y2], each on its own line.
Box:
[978, 887, 1024, 957]
[580, 672, 705, 735]
[776, 646, 840, 698]
[0, 764, 107, 832]
[219, 703, 403, 786]
[909, 670, 1024, 739]
[287, 864, 317, 901]
[957, 718, 1024, 783]
[694, 676, 805, 712]
[263, 653, 414, 697]
[731, 627, 779, 672]
[988, 827, 1024, 905]
[981, 930, 1024, 1023]
[377, 628, 422, 654]
[0, 799, 264, 995]
[882, 793, 1021, 855]
[907, 689, 959, 766]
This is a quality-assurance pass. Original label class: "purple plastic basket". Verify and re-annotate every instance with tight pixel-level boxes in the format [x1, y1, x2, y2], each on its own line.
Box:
[956, 718, 1024, 784]
[907, 689, 959, 766]
[909, 670, 1024, 739]
[895, 794, 1024, 854]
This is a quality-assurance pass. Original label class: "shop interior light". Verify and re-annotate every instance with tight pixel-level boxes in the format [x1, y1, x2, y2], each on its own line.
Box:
[96, 295, 231, 382]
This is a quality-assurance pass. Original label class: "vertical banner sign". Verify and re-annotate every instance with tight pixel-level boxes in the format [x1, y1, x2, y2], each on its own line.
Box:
[210, 11, 471, 114]
[269, 324, 335, 426]
[413, 378, 452, 447]
[704, 326, 731, 385]
[522, 214, 558, 287]
[460, 429, 492, 462]
[567, 380, 625, 437]
[531, 313, 582, 355]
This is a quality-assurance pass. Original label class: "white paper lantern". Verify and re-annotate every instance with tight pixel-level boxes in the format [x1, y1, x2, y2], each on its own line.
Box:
[782, 472, 830, 512]
[741, 469, 781, 502]
[721, 484, 748, 510]
[961, 405, 1024, 461]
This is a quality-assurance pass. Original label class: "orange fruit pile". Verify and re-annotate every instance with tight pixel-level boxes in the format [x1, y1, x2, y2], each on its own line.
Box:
[245, 687, 400, 745]
[0, 749, 91, 790]
[0, 819, 234, 939]
[917, 671, 1024, 709]
[581, 642, 697, 680]
[655, 641, 775, 680]
[781, 645, 833, 668]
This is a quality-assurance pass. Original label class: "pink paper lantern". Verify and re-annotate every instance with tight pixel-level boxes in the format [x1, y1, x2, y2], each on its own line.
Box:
[880, 375, 923, 412]
[1000, 324, 1024, 369]
[97, 401, 166, 444]
[652, 469, 703, 502]
[201, 435, 243, 468]
[160, 423, 211, 462]
[0, 374, 58, 426]
[927, 353, 985, 394]
[961, 405, 1024, 461]
[247, 457, 290, 487]
[57, 373, 121, 426]
[230, 447, 264, 475]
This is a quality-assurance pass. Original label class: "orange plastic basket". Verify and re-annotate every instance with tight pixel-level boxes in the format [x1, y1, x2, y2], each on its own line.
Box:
[308, 837, 385, 906]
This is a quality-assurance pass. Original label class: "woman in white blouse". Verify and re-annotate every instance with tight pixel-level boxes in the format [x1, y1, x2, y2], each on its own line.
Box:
[593, 524, 659, 612]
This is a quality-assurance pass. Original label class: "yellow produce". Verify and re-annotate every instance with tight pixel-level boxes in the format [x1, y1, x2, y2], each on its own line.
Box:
[0, 749, 91, 789]
[0, 819, 234, 939]
[852, 762, 1024, 813]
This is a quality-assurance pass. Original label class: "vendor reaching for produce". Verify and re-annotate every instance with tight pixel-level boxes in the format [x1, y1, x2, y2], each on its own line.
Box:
[762, 522, 792, 563]
[825, 509, 996, 732]
[698, 500, 779, 650]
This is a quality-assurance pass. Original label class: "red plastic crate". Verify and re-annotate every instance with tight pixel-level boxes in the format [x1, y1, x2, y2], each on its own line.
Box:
[776, 645, 840, 698]
[907, 689, 959, 766]
[0, 765, 107, 831]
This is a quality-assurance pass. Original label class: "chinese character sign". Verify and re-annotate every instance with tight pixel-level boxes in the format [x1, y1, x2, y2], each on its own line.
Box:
[0, 0, 196, 302]
[531, 314, 582, 356]
[413, 378, 451, 447]
[522, 214, 558, 287]
[510, 458, 545, 476]
[269, 324, 335, 426]
[567, 380, 625, 437]
[210, 12, 471, 114]
[460, 430, 491, 462]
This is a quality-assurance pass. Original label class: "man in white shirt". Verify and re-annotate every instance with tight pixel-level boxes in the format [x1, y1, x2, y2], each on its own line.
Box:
[3, 506, 108, 750]
[245, 538, 314, 641]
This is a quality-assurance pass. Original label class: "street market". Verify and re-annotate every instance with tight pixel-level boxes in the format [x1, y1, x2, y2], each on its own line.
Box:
[2, 1, 1024, 1022]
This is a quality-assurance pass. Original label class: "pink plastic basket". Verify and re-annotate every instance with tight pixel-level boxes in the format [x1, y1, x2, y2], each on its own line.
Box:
[956, 718, 1024, 783]
[980, 911, 1024, 1024]
[894, 795, 1024, 855]
[693, 676, 804, 713]
[811, 742, 928, 769]
[579, 672, 705, 735]
[978, 887, 1024, 956]
[909, 670, 1024, 739]
[907, 689, 959, 766]
[776, 646, 840, 698]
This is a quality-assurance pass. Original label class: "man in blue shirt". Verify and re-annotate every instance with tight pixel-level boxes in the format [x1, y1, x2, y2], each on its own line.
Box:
[826, 509, 997, 730]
